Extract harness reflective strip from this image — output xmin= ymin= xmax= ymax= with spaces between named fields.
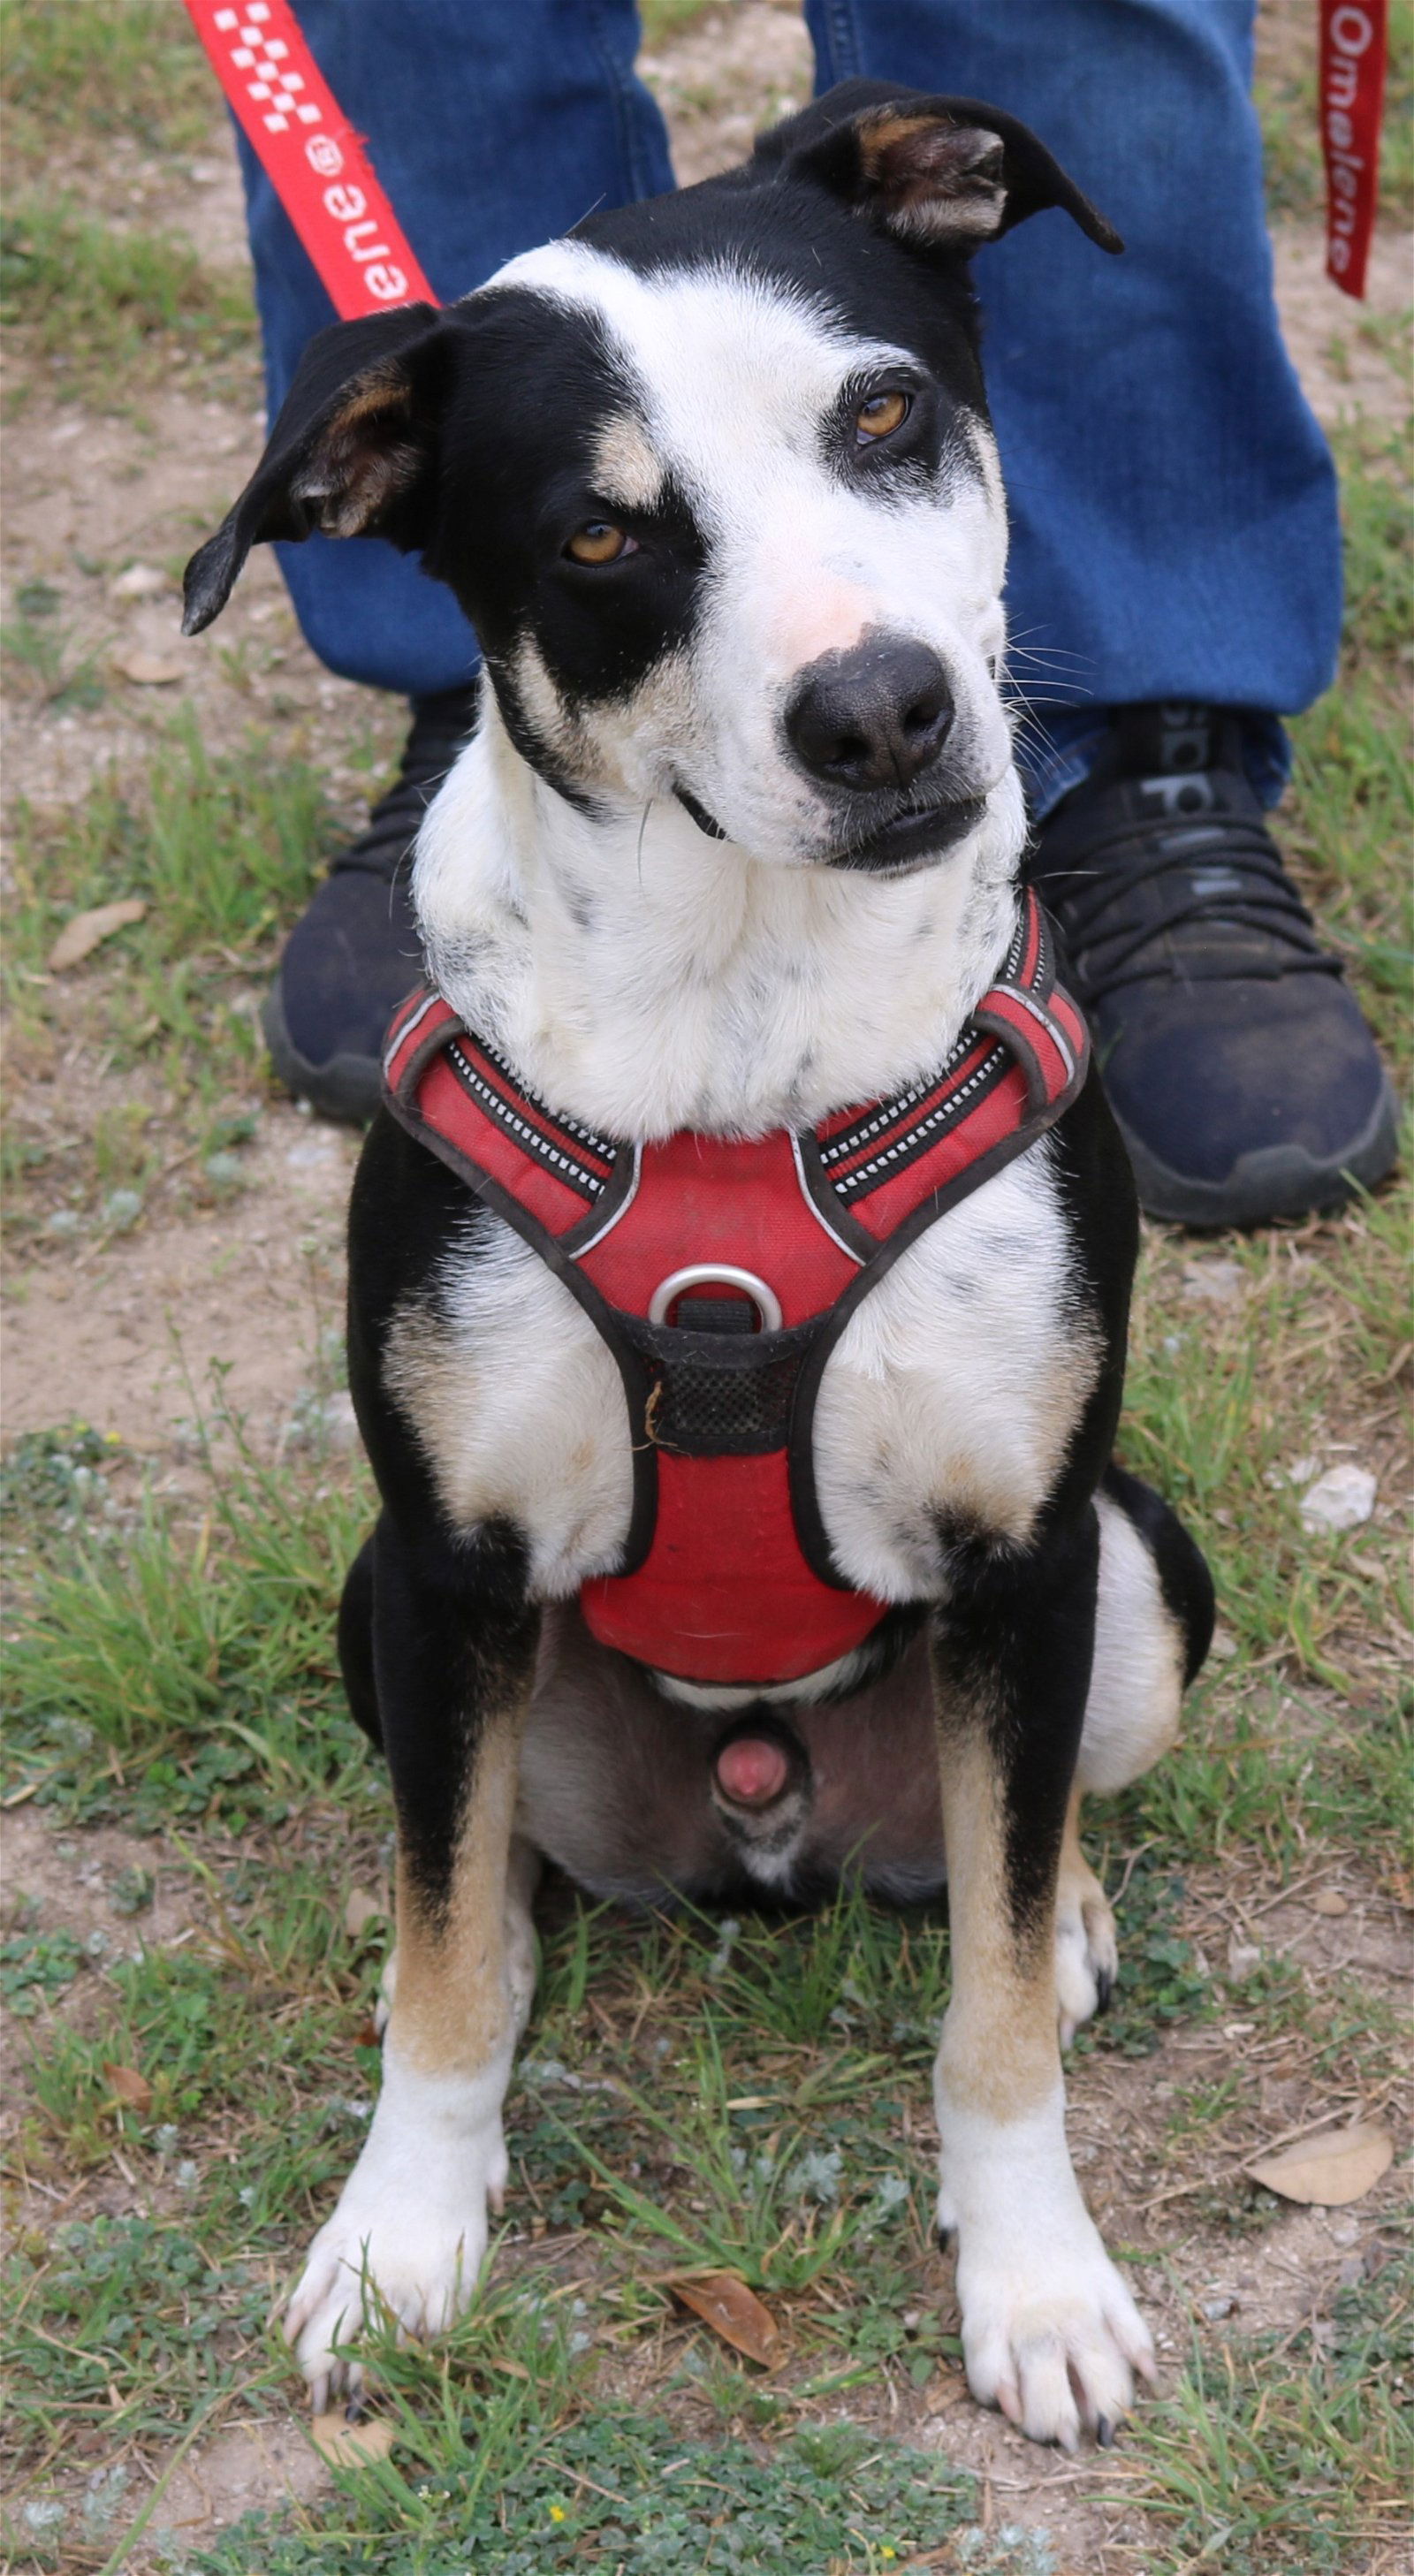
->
xmin=181 ymin=0 xmax=436 ymax=317
xmin=1320 ymin=0 xmax=1387 ymax=299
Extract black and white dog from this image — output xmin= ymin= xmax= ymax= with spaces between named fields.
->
xmin=186 ymin=83 xmax=1213 ymax=2450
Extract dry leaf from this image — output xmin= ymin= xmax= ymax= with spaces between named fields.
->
xmin=664 ymin=2270 xmax=781 ymax=2366
xmin=103 ymin=2062 xmax=153 ymax=2113
xmin=343 ymin=1888 xmax=386 ymax=1940
xmin=49 ymin=898 xmax=147 ymax=971
xmin=115 ymin=648 xmax=184 ymax=686
xmin=1247 ymin=2123 xmax=1393 ymax=2207
xmin=310 ymin=2411 xmax=397 ymax=2466
xmin=1310 ymin=1888 xmax=1349 ymax=1918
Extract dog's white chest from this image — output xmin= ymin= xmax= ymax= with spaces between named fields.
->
xmin=385 ymin=1141 xmax=1095 ymax=1607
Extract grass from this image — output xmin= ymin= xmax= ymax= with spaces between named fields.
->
xmin=2 ymin=718 xmax=339 ymax=1239
xmin=1256 ymin=0 xmax=1414 ymax=219
xmin=0 ymin=198 xmax=255 ymax=399
xmin=1 ymin=0 xmax=217 ymax=168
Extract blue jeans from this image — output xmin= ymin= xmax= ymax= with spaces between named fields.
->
xmin=234 ymin=0 xmax=1339 ymax=805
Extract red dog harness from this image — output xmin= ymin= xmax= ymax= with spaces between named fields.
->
xmin=384 ymin=889 xmax=1087 ymax=1690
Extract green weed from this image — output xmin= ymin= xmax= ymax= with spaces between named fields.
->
xmin=1 ymin=199 xmax=254 ymax=399
xmin=4 ymin=717 xmax=339 ymax=1228
xmin=1 ymin=0 xmax=214 ymax=162
xmin=2 ymin=1410 xmax=374 ymax=1825
xmin=1128 ymin=2245 xmax=1413 ymax=2573
xmin=182 ymin=2402 xmax=975 ymax=2575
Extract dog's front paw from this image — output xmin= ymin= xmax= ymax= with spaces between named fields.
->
xmin=950 ymin=2205 xmax=1154 ymax=2448
xmin=285 ymin=2045 xmax=511 ymax=2411
xmin=1053 ymin=1851 xmax=1118 ymax=2047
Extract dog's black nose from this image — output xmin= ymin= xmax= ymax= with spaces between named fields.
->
xmin=785 ymin=637 xmax=954 ymax=794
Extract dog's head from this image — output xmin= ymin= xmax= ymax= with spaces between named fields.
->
xmin=186 ymin=82 xmax=1118 ymax=877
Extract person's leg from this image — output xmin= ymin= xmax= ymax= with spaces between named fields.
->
xmin=802 ymin=0 xmax=1395 ymax=1224
xmin=229 ymin=0 xmax=673 ymax=1118
xmin=234 ymin=0 xmax=674 ymax=696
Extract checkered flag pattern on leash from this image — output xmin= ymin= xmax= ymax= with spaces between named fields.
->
xmin=182 ymin=0 xmax=436 ymax=317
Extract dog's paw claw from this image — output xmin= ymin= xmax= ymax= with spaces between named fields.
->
xmin=958 ymin=2232 xmax=1154 ymax=2449
xmin=1054 ymin=1865 xmax=1120 ymax=2044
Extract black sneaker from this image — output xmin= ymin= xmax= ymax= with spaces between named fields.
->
xmin=262 ymin=683 xmax=479 ymax=1122
xmin=1029 ymin=704 xmax=1398 ymax=1227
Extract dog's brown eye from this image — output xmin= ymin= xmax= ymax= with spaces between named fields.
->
xmin=566 ymin=521 xmax=630 ymax=565
xmin=855 ymin=391 xmax=910 ymax=442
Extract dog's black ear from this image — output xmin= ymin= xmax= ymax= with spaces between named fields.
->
xmin=757 ymin=80 xmax=1122 ymax=257
xmin=182 ymin=302 xmax=457 ymax=635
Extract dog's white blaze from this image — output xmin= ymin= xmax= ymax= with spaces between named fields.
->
xmin=477 ymin=240 xmax=1014 ymax=861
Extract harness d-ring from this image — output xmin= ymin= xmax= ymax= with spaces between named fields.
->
xmin=649 ymin=1263 xmax=783 ymax=1333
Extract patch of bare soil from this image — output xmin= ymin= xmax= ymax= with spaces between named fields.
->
xmin=2 ymin=1098 xmax=357 ymax=1448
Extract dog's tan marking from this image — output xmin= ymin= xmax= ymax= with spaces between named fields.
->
xmin=932 ymin=1721 xmax=1059 ymax=2126
xmin=590 ymin=413 xmax=666 ymax=512
xmin=391 ymin=1698 xmax=528 ymax=2078
xmin=856 ymin=111 xmax=1008 ymax=244
xmin=294 ymin=362 xmax=422 ymax=536
xmin=1057 ymin=1784 xmax=1106 ymax=1942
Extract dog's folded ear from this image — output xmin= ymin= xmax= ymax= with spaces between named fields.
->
xmin=757 ymin=80 xmax=1122 ymax=258
xmin=182 ymin=301 xmax=458 ymax=635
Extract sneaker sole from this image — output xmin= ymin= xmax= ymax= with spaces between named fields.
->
xmin=1116 ymin=1075 xmax=1401 ymax=1228
xmin=262 ymin=984 xmax=384 ymax=1126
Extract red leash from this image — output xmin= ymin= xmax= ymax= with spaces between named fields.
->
xmin=1319 ymin=0 xmax=1387 ymax=298
xmin=186 ymin=2 xmax=1387 ymax=315
xmin=180 ymin=0 xmax=435 ymax=317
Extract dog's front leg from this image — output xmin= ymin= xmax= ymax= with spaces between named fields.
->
xmin=931 ymin=1513 xmax=1155 ymax=2448
xmin=286 ymin=1515 xmax=540 ymax=2409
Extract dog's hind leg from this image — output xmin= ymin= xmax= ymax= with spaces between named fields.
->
xmin=285 ymin=1512 xmax=541 ymax=2411
xmin=338 ymin=1532 xmax=382 ymax=1751
xmin=931 ymin=1514 xmax=1155 ymax=2448
xmin=1057 ymin=1469 xmax=1215 ymax=2041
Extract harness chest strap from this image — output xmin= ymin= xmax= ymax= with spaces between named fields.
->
xmin=383 ymin=888 xmax=1089 ymax=1689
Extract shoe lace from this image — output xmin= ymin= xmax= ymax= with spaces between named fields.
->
xmin=1042 ymin=808 xmax=1342 ymax=1005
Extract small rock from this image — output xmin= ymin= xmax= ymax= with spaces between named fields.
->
xmin=1182 ymin=1258 xmax=1243 ymax=1304
xmin=1311 ymin=1888 xmax=1349 ymax=1917
xmin=1208 ymin=1625 xmax=1238 ymax=1660
xmin=317 ymin=1391 xmax=360 ymax=1449
xmin=1227 ymin=1934 xmax=1262 ymax=1981
xmin=1200 ymin=2294 xmax=1236 ymax=2321
xmin=1287 ymin=1455 xmax=1320 ymax=1486
xmin=1299 ymin=1464 xmax=1376 ymax=1532
xmin=110 ymin=562 xmax=166 ymax=600
xmin=114 ymin=648 xmax=185 ymax=686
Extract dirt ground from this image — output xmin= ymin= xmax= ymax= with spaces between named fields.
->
xmin=2 ymin=5 xmax=1410 ymax=2569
